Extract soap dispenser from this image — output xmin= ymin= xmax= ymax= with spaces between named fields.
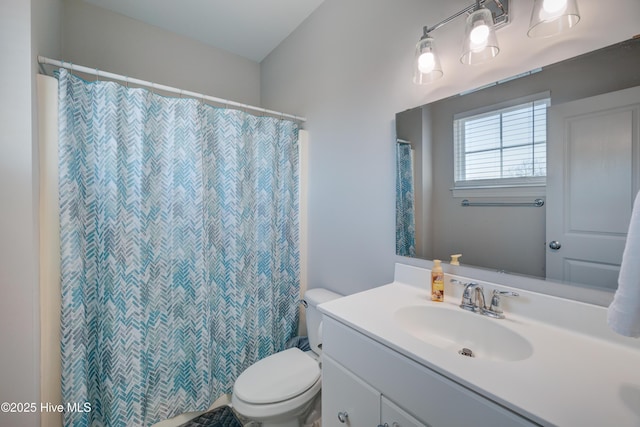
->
xmin=431 ymin=260 xmax=444 ymax=302
xmin=450 ymin=254 xmax=462 ymax=266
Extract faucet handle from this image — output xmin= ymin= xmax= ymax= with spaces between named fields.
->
xmin=494 ymin=290 xmax=519 ymax=297
xmin=485 ymin=290 xmax=519 ymax=319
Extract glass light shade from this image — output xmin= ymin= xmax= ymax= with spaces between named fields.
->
xmin=460 ymin=8 xmax=499 ymax=65
xmin=413 ymin=36 xmax=443 ymax=84
xmin=527 ymin=0 xmax=580 ymax=38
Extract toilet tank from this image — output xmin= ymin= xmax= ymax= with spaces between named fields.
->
xmin=303 ymin=288 xmax=342 ymax=355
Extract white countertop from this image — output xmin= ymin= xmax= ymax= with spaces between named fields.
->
xmin=318 ymin=264 xmax=640 ymax=427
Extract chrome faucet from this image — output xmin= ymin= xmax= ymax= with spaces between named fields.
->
xmin=455 ymin=281 xmax=484 ymax=312
xmin=451 ymin=279 xmax=518 ymax=319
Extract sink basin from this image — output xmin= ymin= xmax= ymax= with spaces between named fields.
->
xmin=394 ymin=305 xmax=533 ymax=362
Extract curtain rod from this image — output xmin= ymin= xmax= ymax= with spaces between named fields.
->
xmin=37 ymin=56 xmax=307 ymax=123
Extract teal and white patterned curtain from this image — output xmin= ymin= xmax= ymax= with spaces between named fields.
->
xmin=396 ymin=142 xmax=416 ymax=257
xmin=58 ymin=69 xmax=300 ymax=426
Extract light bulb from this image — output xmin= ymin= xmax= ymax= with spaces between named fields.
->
xmin=543 ymin=0 xmax=567 ymax=13
xmin=469 ymin=24 xmax=490 ymax=45
xmin=418 ymin=52 xmax=436 ymax=74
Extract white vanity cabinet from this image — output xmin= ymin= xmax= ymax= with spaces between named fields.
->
xmin=321 ymin=316 xmax=537 ymax=427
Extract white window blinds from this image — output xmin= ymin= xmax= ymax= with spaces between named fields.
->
xmin=454 ymin=96 xmax=550 ymax=188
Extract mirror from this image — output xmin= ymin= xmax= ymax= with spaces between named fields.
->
xmin=396 ymin=38 xmax=640 ymax=291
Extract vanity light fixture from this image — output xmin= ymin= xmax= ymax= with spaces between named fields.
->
xmin=527 ymin=0 xmax=581 ymax=38
xmin=413 ymin=0 xmax=580 ymax=84
xmin=413 ymin=0 xmax=509 ymax=84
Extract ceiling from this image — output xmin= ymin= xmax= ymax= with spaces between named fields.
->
xmin=82 ymin=0 xmax=326 ymax=62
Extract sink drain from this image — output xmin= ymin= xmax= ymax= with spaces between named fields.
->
xmin=458 ymin=347 xmax=475 ymax=358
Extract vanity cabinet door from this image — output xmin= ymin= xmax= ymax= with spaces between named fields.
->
xmin=381 ymin=396 xmax=428 ymax=427
xmin=322 ymin=355 xmax=380 ymax=427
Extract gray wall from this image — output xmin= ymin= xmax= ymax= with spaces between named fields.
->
xmin=1 ymin=0 xmax=62 ymax=425
xmin=421 ymin=105 xmax=435 ymax=260
xmin=0 ymin=2 xmax=39 ymax=425
xmin=61 ymin=0 xmax=261 ymax=106
xmin=261 ymin=0 xmax=640 ymax=296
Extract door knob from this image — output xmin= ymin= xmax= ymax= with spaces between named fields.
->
xmin=549 ymin=240 xmax=562 ymax=250
xmin=338 ymin=411 xmax=349 ymax=423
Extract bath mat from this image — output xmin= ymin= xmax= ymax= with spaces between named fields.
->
xmin=176 ymin=405 xmax=242 ymax=427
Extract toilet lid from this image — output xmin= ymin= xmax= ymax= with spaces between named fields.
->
xmin=233 ymin=348 xmax=320 ymax=404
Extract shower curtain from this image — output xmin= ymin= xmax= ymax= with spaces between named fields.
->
xmin=396 ymin=143 xmax=416 ymax=257
xmin=58 ymin=69 xmax=300 ymax=426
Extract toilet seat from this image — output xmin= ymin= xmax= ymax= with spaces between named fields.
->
xmin=233 ymin=348 xmax=320 ymax=404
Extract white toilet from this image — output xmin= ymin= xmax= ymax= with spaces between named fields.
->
xmin=231 ymin=288 xmax=341 ymax=427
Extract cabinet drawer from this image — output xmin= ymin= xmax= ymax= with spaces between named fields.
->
xmin=323 ymin=317 xmax=537 ymax=427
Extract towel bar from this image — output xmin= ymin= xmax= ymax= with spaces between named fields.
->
xmin=461 ymin=198 xmax=545 ymax=207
